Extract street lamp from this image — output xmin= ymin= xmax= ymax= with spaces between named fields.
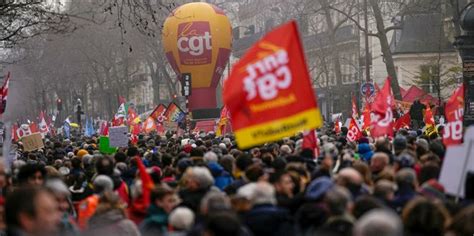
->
xmin=454 ymin=2 xmax=474 ymax=127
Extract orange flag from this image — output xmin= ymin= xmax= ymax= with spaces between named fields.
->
xmin=143 ymin=117 xmax=157 ymax=134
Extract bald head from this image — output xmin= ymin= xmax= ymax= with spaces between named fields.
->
xmin=371 ymin=152 xmax=390 ymax=173
xmin=337 ymin=167 xmax=363 ymax=186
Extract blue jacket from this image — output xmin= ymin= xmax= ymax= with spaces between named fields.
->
xmin=207 ymin=162 xmax=233 ymax=190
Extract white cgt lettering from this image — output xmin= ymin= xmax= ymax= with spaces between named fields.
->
xmin=244 ymin=50 xmax=292 ymax=101
xmin=177 ymin=32 xmax=212 ymax=56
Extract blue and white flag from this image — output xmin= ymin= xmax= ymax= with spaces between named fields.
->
xmin=63 ymin=118 xmax=71 ymax=138
xmin=85 ymin=117 xmax=95 ymax=137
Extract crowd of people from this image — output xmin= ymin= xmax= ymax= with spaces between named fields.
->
xmin=1 ymin=123 xmax=473 ymax=236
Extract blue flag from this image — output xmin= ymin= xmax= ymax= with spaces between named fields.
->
xmin=85 ymin=117 xmax=95 ymax=137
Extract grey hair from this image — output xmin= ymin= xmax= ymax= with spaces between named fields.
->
xmin=324 ymin=186 xmax=352 ymax=216
xmin=93 ymin=175 xmax=114 ymax=193
xmin=200 ymin=191 xmax=231 ymax=214
xmin=250 ymin=182 xmax=276 ymax=206
xmin=395 ymin=168 xmax=417 ymax=186
xmin=187 ymin=167 xmax=214 ymax=189
xmin=169 ymin=207 xmax=195 ymax=231
xmin=280 ymin=145 xmax=292 ymax=155
xmin=353 ymin=209 xmax=403 ymax=236
xmin=203 ymin=151 xmax=219 ymax=163
xmin=45 ymin=178 xmax=70 ymax=197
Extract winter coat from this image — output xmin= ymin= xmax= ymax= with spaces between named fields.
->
xmin=139 ymin=205 xmax=168 ymax=236
xmin=86 ymin=209 xmax=140 ymax=236
xmin=179 ymin=187 xmax=211 ymax=213
xmin=207 ymin=162 xmax=233 ymax=190
xmin=244 ymin=204 xmax=293 ymax=236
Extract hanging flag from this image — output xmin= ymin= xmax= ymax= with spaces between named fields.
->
xmin=370 ymin=77 xmax=395 ymax=138
xmin=150 ymin=104 xmax=167 ymax=123
xmin=38 ymin=111 xmax=49 ymax=137
xmin=223 ymin=21 xmax=323 ymax=149
xmin=302 ymin=130 xmax=320 ymax=158
xmin=143 ymin=117 xmax=157 ymax=134
xmin=164 ymin=103 xmax=185 ymax=123
xmin=443 ymin=84 xmax=464 ymax=146
xmin=394 ymin=113 xmax=411 ymax=130
xmin=0 ymin=72 xmax=11 ymax=116
xmin=352 ymin=96 xmax=359 ymax=119
xmin=347 ymin=118 xmax=362 ymax=142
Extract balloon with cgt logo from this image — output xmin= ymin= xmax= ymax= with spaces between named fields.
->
xmin=162 ymin=2 xmax=232 ymax=112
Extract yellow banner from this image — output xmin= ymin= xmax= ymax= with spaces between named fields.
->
xmin=235 ymin=108 xmax=322 ymax=149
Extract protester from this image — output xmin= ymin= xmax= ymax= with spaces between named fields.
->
xmin=140 ymin=185 xmax=178 ymax=235
xmin=5 ymin=187 xmax=62 ymax=236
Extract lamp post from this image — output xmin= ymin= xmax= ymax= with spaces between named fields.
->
xmin=454 ymin=3 xmax=474 ymax=127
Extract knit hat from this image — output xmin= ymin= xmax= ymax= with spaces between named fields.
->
xmin=77 ymin=149 xmax=88 ymax=159
xmin=305 ymin=176 xmax=334 ymax=200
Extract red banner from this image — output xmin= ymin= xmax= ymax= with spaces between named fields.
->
xmin=347 ymin=118 xmax=361 ymax=142
xmin=370 ymin=78 xmax=394 ymax=137
xmin=443 ymin=84 xmax=464 ymax=146
xmin=223 ymin=21 xmax=322 ymax=148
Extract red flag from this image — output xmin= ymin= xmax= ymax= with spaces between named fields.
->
xmin=100 ymin=121 xmax=109 ymax=136
xmin=303 ymin=130 xmax=319 ymax=158
xmin=347 ymin=118 xmax=362 ymax=142
xmin=224 ymin=21 xmax=323 ymax=148
xmin=363 ymin=103 xmax=371 ymax=130
xmin=424 ymin=104 xmax=435 ymax=126
xmin=352 ymin=96 xmax=359 ymax=119
xmin=370 ymin=77 xmax=395 ymax=137
xmin=29 ymin=122 xmax=39 ymax=133
xmin=134 ymin=156 xmax=154 ymax=208
xmin=0 ymin=72 xmax=10 ymax=116
xmin=112 ymin=116 xmax=124 ymax=126
xmin=394 ymin=113 xmax=411 ymax=130
xmin=443 ymin=84 xmax=464 ymax=146
xmin=16 ymin=124 xmax=32 ymax=139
